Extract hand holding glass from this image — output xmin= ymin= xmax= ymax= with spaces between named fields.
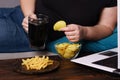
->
xmin=28 ymin=14 xmax=49 ymax=50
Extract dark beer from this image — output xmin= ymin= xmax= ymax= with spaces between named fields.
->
xmin=28 ymin=14 xmax=49 ymax=50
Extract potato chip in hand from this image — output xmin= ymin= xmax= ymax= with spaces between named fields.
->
xmin=53 ymin=20 xmax=66 ymax=31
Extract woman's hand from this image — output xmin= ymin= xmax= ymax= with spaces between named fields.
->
xmin=22 ymin=14 xmax=37 ymax=33
xmin=22 ymin=16 xmax=29 ymax=32
xmin=60 ymin=24 xmax=84 ymax=43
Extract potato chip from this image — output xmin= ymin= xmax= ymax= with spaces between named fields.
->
xmin=53 ymin=20 xmax=66 ymax=31
xmin=64 ymin=44 xmax=80 ymax=59
xmin=63 ymin=51 xmax=75 ymax=59
xmin=55 ymin=43 xmax=70 ymax=55
xmin=67 ymin=44 xmax=80 ymax=51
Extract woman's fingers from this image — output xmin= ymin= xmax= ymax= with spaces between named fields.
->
xmin=22 ymin=14 xmax=37 ymax=33
xmin=22 ymin=16 xmax=29 ymax=32
xmin=62 ymin=24 xmax=82 ymax=42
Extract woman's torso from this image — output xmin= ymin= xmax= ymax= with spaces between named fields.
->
xmin=35 ymin=0 xmax=117 ymax=41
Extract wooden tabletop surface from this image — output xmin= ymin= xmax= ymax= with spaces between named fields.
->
xmin=0 ymin=55 xmax=120 ymax=80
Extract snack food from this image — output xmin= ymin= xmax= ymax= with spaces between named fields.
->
xmin=53 ymin=20 xmax=66 ymax=31
xmin=55 ymin=43 xmax=81 ymax=59
xmin=21 ymin=56 xmax=54 ymax=70
xmin=55 ymin=43 xmax=70 ymax=56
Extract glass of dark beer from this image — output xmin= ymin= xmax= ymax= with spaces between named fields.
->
xmin=28 ymin=14 xmax=49 ymax=50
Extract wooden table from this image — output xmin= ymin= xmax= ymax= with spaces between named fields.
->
xmin=0 ymin=55 xmax=120 ymax=80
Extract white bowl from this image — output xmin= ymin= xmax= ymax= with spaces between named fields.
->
xmin=55 ymin=42 xmax=81 ymax=60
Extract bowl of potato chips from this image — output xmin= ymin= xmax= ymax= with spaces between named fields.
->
xmin=55 ymin=42 xmax=81 ymax=60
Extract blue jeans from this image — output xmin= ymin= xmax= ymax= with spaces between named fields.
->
xmin=0 ymin=6 xmax=32 ymax=53
xmin=46 ymin=27 xmax=117 ymax=54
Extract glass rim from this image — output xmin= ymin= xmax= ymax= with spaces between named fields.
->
xmin=28 ymin=14 xmax=49 ymax=23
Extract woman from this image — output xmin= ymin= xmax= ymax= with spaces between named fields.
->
xmin=20 ymin=0 xmax=117 ymax=54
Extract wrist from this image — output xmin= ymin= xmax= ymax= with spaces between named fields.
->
xmin=82 ymin=27 xmax=88 ymax=40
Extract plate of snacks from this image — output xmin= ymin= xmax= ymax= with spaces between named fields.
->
xmin=55 ymin=42 xmax=81 ymax=60
xmin=13 ymin=56 xmax=60 ymax=74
